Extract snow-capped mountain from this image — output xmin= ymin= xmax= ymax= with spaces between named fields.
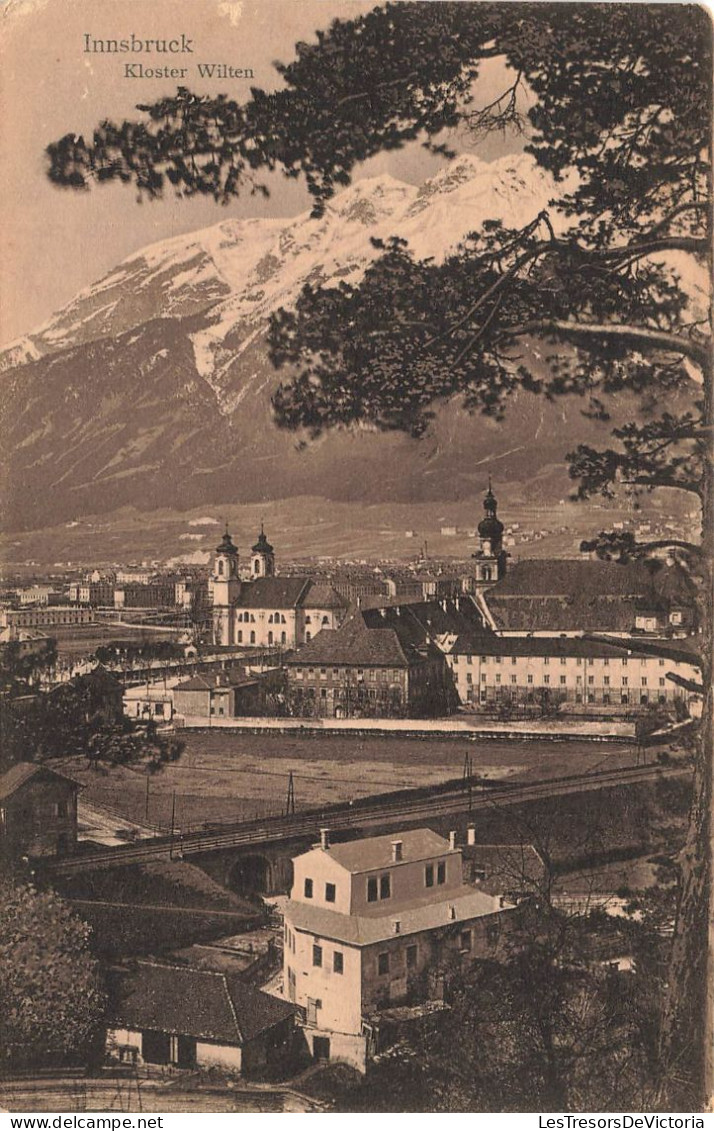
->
xmin=1 ymin=154 xmax=620 ymax=532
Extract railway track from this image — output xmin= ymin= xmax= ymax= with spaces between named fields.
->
xmin=44 ymin=762 xmax=688 ymax=877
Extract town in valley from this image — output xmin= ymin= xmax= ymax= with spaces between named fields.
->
xmin=0 ymin=483 xmax=703 ymax=1110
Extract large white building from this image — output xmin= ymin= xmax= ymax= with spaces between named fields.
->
xmin=446 ymin=635 xmax=702 ymax=712
xmin=283 ymin=827 xmax=517 ymax=1070
xmin=211 ymin=527 xmax=347 ymax=649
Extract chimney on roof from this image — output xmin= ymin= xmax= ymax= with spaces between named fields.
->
xmin=320 ymin=827 xmax=330 ymax=850
xmin=391 ymin=839 xmax=403 ymax=862
xmin=449 ymin=830 xmax=457 ymax=850
xmin=467 ymin=824 xmax=476 ymax=846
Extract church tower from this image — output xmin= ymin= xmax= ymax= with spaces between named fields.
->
xmin=211 ymin=528 xmax=240 ymax=645
xmin=472 ymin=479 xmax=507 ymax=586
xmin=250 ymin=523 xmax=275 ymax=578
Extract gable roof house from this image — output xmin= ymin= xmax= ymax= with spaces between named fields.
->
xmin=284 ymin=605 xmax=467 ymax=718
xmin=106 ymin=960 xmax=296 ymax=1076
xmin=0 ymin=762 xmax=80 ymax=861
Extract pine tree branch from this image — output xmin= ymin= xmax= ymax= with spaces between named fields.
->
xmin=501 ymin=320 xmax=710 ymax=370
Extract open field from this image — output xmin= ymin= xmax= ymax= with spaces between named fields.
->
xmin=56 ymin=731 xmax=644 ymax=832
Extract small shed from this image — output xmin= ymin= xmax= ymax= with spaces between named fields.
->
xmin=107 ymin=961 xmax=296 ymax=1077
xmin=0 ymin=761 xmax=80 ymax=860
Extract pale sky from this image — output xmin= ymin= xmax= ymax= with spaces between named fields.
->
xmin=0 ymin=0 xmax=522 ymax=344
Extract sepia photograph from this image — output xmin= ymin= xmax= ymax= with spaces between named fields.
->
xmin=0 ymin=0 xmax=711 ymax=1117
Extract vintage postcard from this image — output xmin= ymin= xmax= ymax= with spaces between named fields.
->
xmin=0 ymin=0 xmax=711 ymax=1117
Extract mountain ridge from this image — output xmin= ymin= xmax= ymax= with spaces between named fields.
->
xmin=1 ymin=153 xmax=629 ymax=533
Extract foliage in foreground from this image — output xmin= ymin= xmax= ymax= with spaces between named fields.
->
xmin=340 ymin=901 xmax=672 ymax=1113
xmin=0 ymin=880 xmax=106 ymax=1070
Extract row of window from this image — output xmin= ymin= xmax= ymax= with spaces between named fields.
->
xmin=470 ymin=655 xmax=671 ymax=667
xmin=297 ymin=686 xmax=400 ymax=702
xmin=294 ymin=667 xmax=403 ymax=681
xmin=474 ymin=673 xmax=667 ymax=687
xmin=236 ymin=630 xmax=287 ymax=644
xmin=308 ymin=926 xmax=499 ymax=978
xmin=301 ymin=864 xmax=446 ymax=906
xmin=3 ymin=611 xmax=92 ymax=625
xmin=473 ymin=689 xmax=669 ymax=705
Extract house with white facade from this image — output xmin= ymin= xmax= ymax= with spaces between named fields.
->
xmin=106 ymin=960 xmax=296 ymax=1076
xmin=283 ymin=827 xmax=518 ymax=1070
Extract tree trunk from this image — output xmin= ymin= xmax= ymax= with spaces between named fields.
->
xmin=658 ymin=343 xmax=713 ymax=1111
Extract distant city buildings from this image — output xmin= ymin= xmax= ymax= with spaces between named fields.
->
xmin=0 ymin=606 xmax=94 ymax=629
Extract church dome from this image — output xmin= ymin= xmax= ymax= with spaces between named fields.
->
xmin=477 ymin=484 xmax=504 ymax=540
xmin=215 ymin=530 xmax=238 ymax=555
xmin=252 ymin=526 xmax=274 ymax=555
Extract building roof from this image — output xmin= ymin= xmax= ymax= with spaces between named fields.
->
xmin=482 ymin=559 xmax=696 ymax=632
xmin=304 ymin=581 xmax=349 ymax=610
xmin=107 ymin=961 xmax=295 ymax=1045
xmin=461 ymin=843 xmax=547 ymax=895
xmin=286 ymin=885 xmax=508 ymax=946
xmin=251 ymin=527 xmax=274 ymax=555
xmin=215 ymin=531 xmax=238 ymax=556
xmin=287 ymin=600 xmax=482 ymax=669
xmin=317 ymin=828 xmax=457 ymax=874
xmin=286 ymin=613 xmax=410 ymax=667
xmin=361 ymin=598 xmax=485 ymax=645
xmin=174 ymin=672 xmax=258 ymax=692
xmin=0 ymin=761 xmax=80 ymax=802
xmin=235 ymin=577 xmax=311 ymax=610
xmin=482 ymin=595 xmax=642 ymax=633
xmin=487 ymin=560 xmax=653 ymax=598
xmin=582 ymin=634 xmax=701 ymax=668
xmin=448 ymin=634 xmax=681 ymax=660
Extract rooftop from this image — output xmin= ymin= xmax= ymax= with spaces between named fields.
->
xmin=235 ymin=576 xmax=311 ymax=610
xmin=319 ymin=828 xmax=457 ymax=873
xmin=483 ymin=559 xmax=696 ymax=633
xmin=0 ymin=761 xmax=80 ymax=803
xmin=286 ymin=614 xmax=410 ymax=667
xmin=174 ymin=672 xmax=258 ymax=692
xmin=107 ymin=961 xmax=295 ymax=1046
xmin=286 ymin=885 xmax=508 ymax=946
xmin=447 ymin=635 xmax=694 ymax=661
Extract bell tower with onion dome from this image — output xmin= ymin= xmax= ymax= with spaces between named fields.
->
xmin=251 ymin=523 xmax=275 ymax=578
xmin=211 ymin=527 xmax=240 ymax=645
xmin=472 ymin=478 xmax=507 ymax=587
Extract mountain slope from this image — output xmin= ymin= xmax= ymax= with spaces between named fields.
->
xmin=1 ymin=154 xmax=624 ymax=531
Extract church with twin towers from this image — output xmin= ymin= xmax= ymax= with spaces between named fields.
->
xmin=210 ymin=485 xmax=509 ymax=650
